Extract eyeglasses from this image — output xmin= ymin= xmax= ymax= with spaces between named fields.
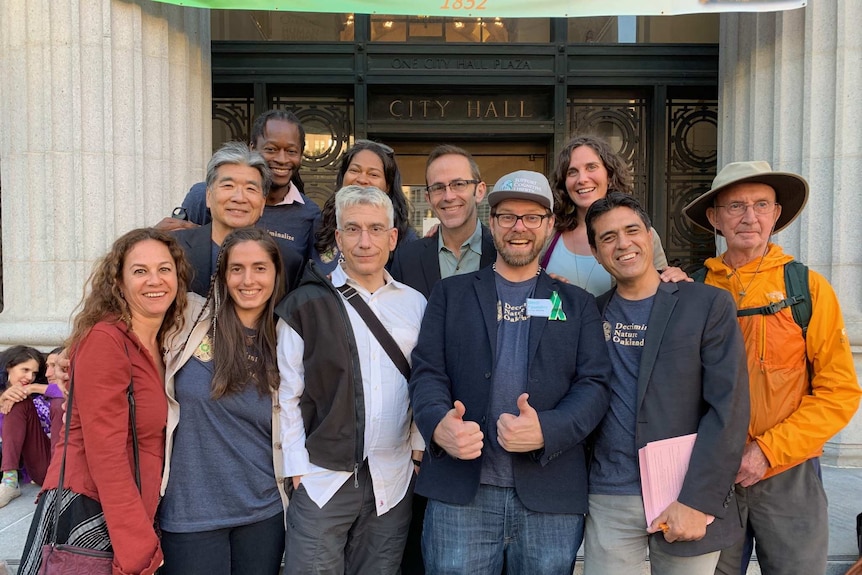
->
xmin=491 ymin=213 xmax=550 ymax=229
xmin=426 ymin=179 xmax=480 ymax=196
xmin=338 ymin=225 xmax=392 ymax=239
xmin=715 ymin=200 xmax=779 ymax=216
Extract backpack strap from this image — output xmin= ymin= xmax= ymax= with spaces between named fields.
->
xmin=690 ymin=266 xmax=707 ymax=283
xmin=692 ymin=260 xmax=811 ymax=338
xmin=783 ymin=260 xmax=811 ymax=338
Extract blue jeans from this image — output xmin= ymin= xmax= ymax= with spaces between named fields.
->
xmin=422 ymin=484 xmax=584 ymax=575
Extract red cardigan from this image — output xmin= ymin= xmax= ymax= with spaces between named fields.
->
xmin=43 ymin=320 xmax=166 ymax=575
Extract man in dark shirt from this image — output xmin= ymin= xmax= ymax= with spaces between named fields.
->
xmin=159 ymin=109 xmax=320 ymax=261
xmin=173 ymin=141 xmax=303 ymax=297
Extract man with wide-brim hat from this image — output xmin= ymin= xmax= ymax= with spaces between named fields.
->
xmin=683 ymin=161 xmax=860 ymax=575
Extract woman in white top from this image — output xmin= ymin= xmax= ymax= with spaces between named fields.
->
xmin=541 ymin=135 xmax=684 ymax=295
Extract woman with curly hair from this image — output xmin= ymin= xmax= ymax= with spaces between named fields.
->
xmin=159 ymin=227 xmax=287 ymax=575
xmin=540 ymin=135 xmax=684 ymax=295
xmin=19 ymin=227 xmax=191 ymax=575
xmin=314 ymin=139 xmax=417 ymax=273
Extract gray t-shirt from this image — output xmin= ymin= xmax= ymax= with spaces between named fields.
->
xmin=589 ymin=292 xmax=654 ymax=496
xmin=159 ymin=332 xmax=282 ymax=532
xmin=480 ymin=273 xmax=537 ymax=487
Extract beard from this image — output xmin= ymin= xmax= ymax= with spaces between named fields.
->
xmin=493 ymin=231 xmax=544 ymax=268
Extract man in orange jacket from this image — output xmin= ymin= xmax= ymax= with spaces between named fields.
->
xmin=684 ymin=161 xmax=861 ymax=575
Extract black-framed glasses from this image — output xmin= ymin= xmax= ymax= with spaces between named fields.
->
xmin=426 ymin=179 xmax=480 ymax=195
xmin=491 ymin=213 xmax=550 ymax=229
xmin=715 ymin=201 xmax=779 ymax=216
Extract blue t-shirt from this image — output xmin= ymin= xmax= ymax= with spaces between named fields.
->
xmin=182 ymin=182 xmax=321 ymax=260
xmin=159 ymin=333 xmax=282 ymax=532
xmin=589 ymin=292 xmax=654 ymax=496
xmin=480 ymin=273 xmax=537 ymax=487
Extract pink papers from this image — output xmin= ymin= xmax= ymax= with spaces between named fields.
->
xmin=638 ymin=433 xmax=715 ymax=527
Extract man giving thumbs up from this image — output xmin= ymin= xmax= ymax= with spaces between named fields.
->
xmin=409 ymin=170 xmax=612 ymax=574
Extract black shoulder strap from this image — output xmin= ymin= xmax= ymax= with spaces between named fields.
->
xmin=783 ymin=260 xmax=811 ymax=338
xmin=736 ymin=261 xmax=811 ymax=337
xmin=336 ymin=284 xmax=411 ymax=381
xmin=690 ymin=266 xmax=707 ymax=283
xmin=692 ymin=260 xmax=811 ymax=338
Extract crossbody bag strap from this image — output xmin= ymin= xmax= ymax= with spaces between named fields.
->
xmin=124 ymin=342 xmax=141 ymax=492
xmin=49 ymin=342 xmax=141 ymax=544
xmin=336 ymin=284 xmax=411 ymax=381
xmin=49 ymin=361 xmax=77 ymax=545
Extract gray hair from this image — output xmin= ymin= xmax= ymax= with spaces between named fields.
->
xmin=334 ymin=185 xmax=394 ymax=228
xmin=205 ymin=141 xmax=272 ymax=198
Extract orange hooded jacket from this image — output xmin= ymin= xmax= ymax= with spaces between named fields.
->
xmin=704 ymin=243 xmax=860 ymax=479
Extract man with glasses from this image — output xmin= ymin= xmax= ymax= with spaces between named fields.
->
xmin=390 ymin=144 xmax=497 ymax=574
xmin=158 ymin=109 xmax=321 ymax=261
xmin=276 ymin=185 xmax=426 ymax=575
xmin=409 ymin=170 xmax=611 ymax=573
xmin=391 ymin=145 xmax=496 ymax=298
xmin=683 ymin=161 xmax=860 ymax=575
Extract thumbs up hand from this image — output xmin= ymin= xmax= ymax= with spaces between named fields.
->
xmin=497 ymin=393 xmax=545 ymax=453
xmin=432 ymin=400 xmax=484 ymax=460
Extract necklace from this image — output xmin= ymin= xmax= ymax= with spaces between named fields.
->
xmin=722 ymin=254 xmax=765 ymax=298
xmin=492 ymin=262 xmax=542 ymax=277
xmin=574 ymin=255 xmax=599 ymax=290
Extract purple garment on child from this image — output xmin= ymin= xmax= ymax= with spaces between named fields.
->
xmin=32 ymin=395 xmax=52 ymax=436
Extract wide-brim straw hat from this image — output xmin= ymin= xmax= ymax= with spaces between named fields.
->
xmin=683 ymin=161 xmax=809 ymax=234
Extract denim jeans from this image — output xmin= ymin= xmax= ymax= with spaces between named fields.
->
xmin=422 ymin=484 xmax=584 ymax=575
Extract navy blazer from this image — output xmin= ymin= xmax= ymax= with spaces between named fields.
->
xmin=596 ymin=281 xmax=750 ymax=557
xmin=389 ymin=224 xmax=496 ymax=299
xmin=174 ymin=224 xmax=305 ymax=297
xmin=409 ymin=267 xmax=611 ymax=514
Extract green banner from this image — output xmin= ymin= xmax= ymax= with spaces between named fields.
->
xmin=153 ymin=0 xmax=806 ymax=17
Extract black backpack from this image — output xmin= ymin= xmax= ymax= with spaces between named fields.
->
xmin=691 ymin=260 xmax=811 ymax=337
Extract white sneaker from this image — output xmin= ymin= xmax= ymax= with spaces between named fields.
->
xmin=0 ymin=483 xmax=21 ymax=508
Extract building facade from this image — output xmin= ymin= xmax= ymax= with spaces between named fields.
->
xmin=0 ymin=1 xmax=859 ymax=465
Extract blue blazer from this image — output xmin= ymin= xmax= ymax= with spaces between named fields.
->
xmin=409 ymin=266 xmax=612 ymax=514
xmin=390 ymin=225 xmax=496 ymax=299
xmin=596 ymin=281 xmax=750 ymax=556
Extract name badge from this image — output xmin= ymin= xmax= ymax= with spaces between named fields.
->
xmin=526 ymin=298 xmax=553 ymax=317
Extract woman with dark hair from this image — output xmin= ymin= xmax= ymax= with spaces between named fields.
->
xmin=159 ymin=227 xmax=287 ymax=575
xmin=540 ymin=135 xmax=684 ymax=295
xmin=0 ymin=346 xmax=49 ymax=507
xmin=18 ymin=227 xmax=191 ymax=575
xmin=314 ymin=139 xmax=417 ymax=273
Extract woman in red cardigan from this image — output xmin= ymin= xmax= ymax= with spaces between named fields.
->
xmin=18 ymin=227 xmax=191 ymax=575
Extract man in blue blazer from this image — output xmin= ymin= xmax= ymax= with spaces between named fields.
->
xmin=583 ymin=192 xmax=749 ymax=574
xmin=173 ymin=141 xmax=304 ymax=297
xmin=410 ymin=170 xmax=611 ymax=574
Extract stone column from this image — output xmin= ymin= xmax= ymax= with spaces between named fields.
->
xmin=719 ymin=0 xmax=862 ymax=465
xmin=0 ymin=0 xmax=211 ymax=347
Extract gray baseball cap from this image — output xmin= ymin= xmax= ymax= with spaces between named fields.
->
xmin=488 ymin=170 xmax=554 ymax=211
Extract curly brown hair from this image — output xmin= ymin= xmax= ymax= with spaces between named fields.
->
xmin=67 ymin=228 xmax=191 ymax=352
xmin=550 ymin=135 xmax=633 ymax=233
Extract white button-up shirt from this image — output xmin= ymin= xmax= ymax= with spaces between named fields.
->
xmin=277 ymin=265 xmax=426 ymax=515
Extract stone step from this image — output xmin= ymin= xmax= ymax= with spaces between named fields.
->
xmin=3 ymin=466 xmax=861 ymax=573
